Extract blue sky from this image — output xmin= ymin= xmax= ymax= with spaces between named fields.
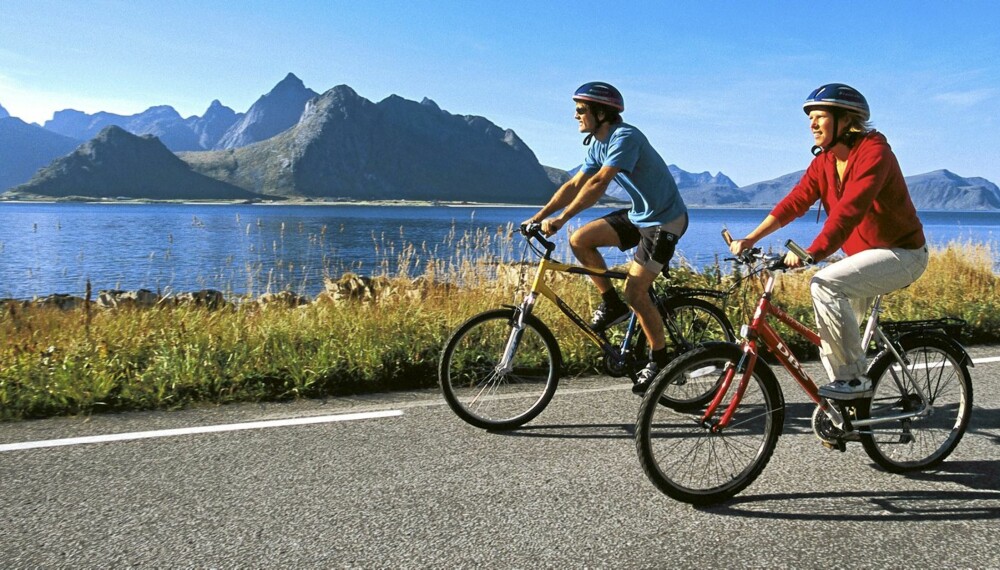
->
xmin=2 ymin=0 xmax=999 ymax=186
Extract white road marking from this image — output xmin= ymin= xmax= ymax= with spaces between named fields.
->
xmin=0 ymin=410 xmax=403 ymax=452
xmin=974 ymin=356 xmax=1000 ymax=364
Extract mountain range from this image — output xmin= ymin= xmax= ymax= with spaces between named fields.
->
xmin=1 ymin=74 xmax=998 ymax=210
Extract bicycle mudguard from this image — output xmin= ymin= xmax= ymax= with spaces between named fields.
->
xmin=884 ymin=330 xmax=975 ymax=369
xmin=663 ymin=287 xmax=728 ymax=300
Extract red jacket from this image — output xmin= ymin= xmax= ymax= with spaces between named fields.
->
xmin=770 ymin=131 xmax=925 ymax=261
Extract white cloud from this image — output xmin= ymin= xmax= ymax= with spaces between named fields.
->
xmin=932 ymin=88 xmax=998 ymax=108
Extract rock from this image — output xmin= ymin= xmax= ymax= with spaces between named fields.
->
xmin=32 ymin=294 xmax=85 ymax=310
xmin=173 ymin=289 xmax=227 ymax=309
xmin=258 ymin=291 xmax=310 ymax=307
xmin=321 ymin=273 xmax=377 ymax=303
xmin=97 ymin=289 xmax=160 ymax=309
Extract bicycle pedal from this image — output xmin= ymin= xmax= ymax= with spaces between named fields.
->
xmin=820 ymin=440 xmax=847 ymax=452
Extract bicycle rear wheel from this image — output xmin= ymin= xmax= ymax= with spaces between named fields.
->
xmin=439 ymin=308 xmax=561 ymax=430
xmin=635 ymin=343 xmax=784 ymax=506
xmin=634 ymin=297 xmax=735 ymax=408
xmin=858 ymin=335 xmax=973 ymax=472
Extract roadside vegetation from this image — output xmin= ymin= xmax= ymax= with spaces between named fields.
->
xmin=1 ymin=226 xmax=997 ymax=421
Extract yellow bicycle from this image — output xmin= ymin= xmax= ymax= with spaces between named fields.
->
xmin=439 ymin=222 xmax=735 ymax=430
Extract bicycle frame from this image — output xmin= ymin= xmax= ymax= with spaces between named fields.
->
xmin=704 ymin=265 xmax=933 ymax=432
xmin=519 ymin=256 xmax=630 ymax=351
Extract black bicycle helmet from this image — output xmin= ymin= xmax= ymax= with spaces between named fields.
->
xmin=573 ymin=82 xmax=624 ymax=112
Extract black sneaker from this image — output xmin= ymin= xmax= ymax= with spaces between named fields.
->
xmin=590 ymin=301 xmax=629 ymax=332
xmin=632 ymin=360 xmax=660 ymax=394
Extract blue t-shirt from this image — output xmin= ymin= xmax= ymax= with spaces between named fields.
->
xmin=582 ymin=123 xmax=686 ymax=227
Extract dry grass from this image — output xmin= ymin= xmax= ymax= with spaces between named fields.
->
xmin=1 ymin=231 xmax=996 ymax=421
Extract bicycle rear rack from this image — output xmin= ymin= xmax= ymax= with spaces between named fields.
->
xmin=881 ymin=316 xmax=967 ymax=340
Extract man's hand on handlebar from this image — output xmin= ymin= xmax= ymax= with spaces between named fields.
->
xmin=539 ymin=218 xmax=564 ymax=237
xmin=520 ymin=217 xmax=563 ymax=236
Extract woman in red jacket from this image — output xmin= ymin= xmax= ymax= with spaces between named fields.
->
xmin=729 ymin=83 xmax=929 ymax=399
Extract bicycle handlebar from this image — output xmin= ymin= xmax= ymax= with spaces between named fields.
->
xmin=519 ymin=222 xmax=556 ymax=253
xmin=720 ymin=228 xmax=813 ymax=271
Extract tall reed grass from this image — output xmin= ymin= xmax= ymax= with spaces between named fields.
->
xmin=1 ymin=226 xmax=997 ymax=421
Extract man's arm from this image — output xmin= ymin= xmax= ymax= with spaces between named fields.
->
xmin=542 ymin=166 xmax=619 ymax=235
xmin=525 ymin=169 xmax=593 ymax=226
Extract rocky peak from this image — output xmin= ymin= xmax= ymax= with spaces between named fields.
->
xmin=11 ymin=125 xmax=261 ymax=200
xmin=213 ymin=73 xmax=319 ymax=149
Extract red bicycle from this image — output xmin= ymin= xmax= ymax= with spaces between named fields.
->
xmin=634 ymin=231 xmax=974 ymax=505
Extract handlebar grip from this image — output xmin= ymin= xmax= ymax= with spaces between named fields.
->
xmin=785 ymin=239 xmax=814 ymax=264
xmin=721 ymin=228 xmax=733 ymax=246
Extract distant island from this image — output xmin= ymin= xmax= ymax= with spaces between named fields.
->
xmin=2 ymin=73 xmax=999 ymax=210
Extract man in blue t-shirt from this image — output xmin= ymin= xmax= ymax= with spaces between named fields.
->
xmin=524 ymin=82 xmax=688 ymax=393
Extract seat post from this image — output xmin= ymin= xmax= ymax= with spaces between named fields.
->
xmin=861 ymin=295 xmax=884 ymax=349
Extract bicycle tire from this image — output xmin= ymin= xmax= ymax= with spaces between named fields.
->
xmin=635 ymin=343 xmax=784 ymax=506
xmin=439 ymin=308 xmax=561 ymax=430
xmin=636 ymin=297 xmax=736 ymax=409
xmin=857 ymin=334 xmax=973 ymax=472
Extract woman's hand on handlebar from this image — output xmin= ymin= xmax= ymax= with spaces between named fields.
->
xmin=728 ymin=238 xmax=755 ymax=256
xmin=783 ymin=251 xmax=805 ymax=268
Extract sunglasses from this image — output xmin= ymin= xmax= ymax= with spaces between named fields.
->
xmin=574 ymin=106 xmax=589 ymax=116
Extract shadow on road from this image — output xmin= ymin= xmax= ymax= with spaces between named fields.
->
xmin=492 ymin=423 xmax=635 ymax=440
xmin=894 ymin=459 xmax=1000 ymax=491
xmin=703 ymin=486 xmax=1000 ymax=521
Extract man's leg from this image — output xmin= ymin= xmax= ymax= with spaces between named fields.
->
xmin=569 ymin=217 xmax=622 ymax=294
xmin=570 ymin=211 xmax=638 ymax=332
xmin=624 ymin=263 xmax=663 ymax=350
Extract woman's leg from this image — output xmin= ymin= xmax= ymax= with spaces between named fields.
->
xmin=811 ymin=246 xmax=929 ymax=383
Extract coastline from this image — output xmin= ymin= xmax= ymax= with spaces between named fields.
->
xmin=2 ymin=195 xmax=996 ymax=212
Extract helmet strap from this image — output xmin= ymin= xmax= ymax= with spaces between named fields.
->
xmin=811 ymin=113 xmax=840 ymax=156
xmin=582 ymin=108 xmax=608 ymax=146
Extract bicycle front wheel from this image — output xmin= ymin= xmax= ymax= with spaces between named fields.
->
xmin=439 ymin=308 xmax=561 ymax=430
xmin=858 ymin=335 xmax=973 ymax=472
xmin=635 ymin=343 xmax=784 ymax=506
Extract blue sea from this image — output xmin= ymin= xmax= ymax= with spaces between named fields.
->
xmin=0 ymin=202 xmax=998 ymax=299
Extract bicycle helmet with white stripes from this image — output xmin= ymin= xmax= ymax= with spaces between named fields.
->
xmin=573 ymin=82 xmax=624 ymax=112
xmin=803 ymin=83 xmax=870 ymax=121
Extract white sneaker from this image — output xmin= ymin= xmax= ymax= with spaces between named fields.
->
xmin=818 ymin=376 xmax=872 ymax=400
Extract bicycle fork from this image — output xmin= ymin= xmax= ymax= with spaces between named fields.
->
xmin=497 ymin=294 xmax=538 ymax=373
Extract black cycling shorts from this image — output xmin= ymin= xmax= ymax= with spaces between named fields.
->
xmin=601 ymin=208 xmax=687 ymax=277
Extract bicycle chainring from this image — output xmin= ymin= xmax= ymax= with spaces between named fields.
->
xmin=811 ymin=405 xmax=846 ymax=445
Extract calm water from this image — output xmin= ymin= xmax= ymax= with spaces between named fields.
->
xmin=0 ymin=202 xmax=998 ymax=299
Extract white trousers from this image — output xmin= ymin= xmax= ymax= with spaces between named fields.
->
xmin=810 ymin=245 xmax=929 ymax=381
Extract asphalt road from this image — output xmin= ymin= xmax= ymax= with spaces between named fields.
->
xmin=1 ymin=345 xmax=998 ymax=568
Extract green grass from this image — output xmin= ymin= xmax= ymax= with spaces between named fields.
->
xmin=2 ymin=232 xmax=998 ymax=421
